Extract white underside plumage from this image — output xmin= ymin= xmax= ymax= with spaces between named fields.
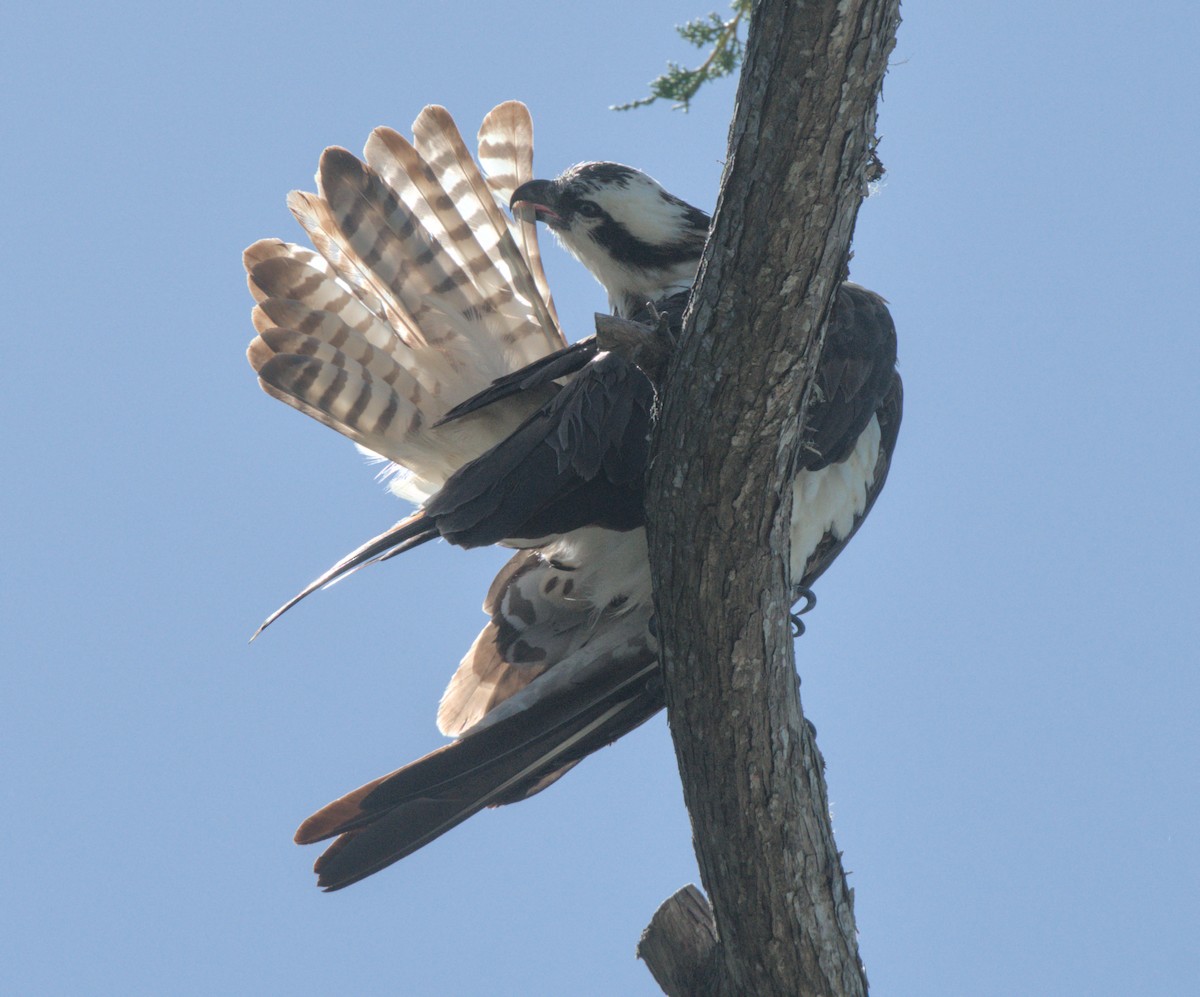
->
xmin=442 ymin=422 xmax=884 ymax=742
xmin=537 ymin=527 xmax=651 ymax=615
xmin=790 ymin=413 xmax=882 ymax=579
xmin=567 ymin=247 xmax=696 ymax=318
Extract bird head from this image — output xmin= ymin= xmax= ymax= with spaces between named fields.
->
xmin=510 ymin=163 xmax=710 ymax=317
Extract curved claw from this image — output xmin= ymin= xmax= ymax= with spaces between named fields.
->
xmin=789 ymin=587 xmax=817 ymax=638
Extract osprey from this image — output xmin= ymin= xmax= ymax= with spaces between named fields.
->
xmin=246 ymin=105 xmax=901 ymax=890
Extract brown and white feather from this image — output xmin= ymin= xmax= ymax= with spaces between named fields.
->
xmin=246 ymin=102 xmax=562 ymax=502
xmin=476 ymin=102 xmax=559 ymax=331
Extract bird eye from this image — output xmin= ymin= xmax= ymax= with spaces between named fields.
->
xmin=576 ymin=201 xmax=603 ymax=219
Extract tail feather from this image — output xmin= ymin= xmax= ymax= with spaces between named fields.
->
xmin=244 ymin=238 xmax=335 ymax=295
xmin=316 ymin=149 xmax=493 ymax=351
xmin=245 ymin=242 xmax=440 ymax=400
xmin=245 ymin=104 xmax=567 ymax=503
xmin=246 ymin=235 xmax=397 ymax=338
xmin=246 ymin=256 xmax=549 ymax=502
xmin=251 ymin=510 xmax=437 ymax=639
xmin=364 ymin=121 xmax=558 ymax=367
xmin=282 ymin=190 xmax=439 ymax=377
xmin=253 ymin=323 xmax=423 ymax=404
xmin=250 ymin=349 xmax=417 ymax=474
xmin=245 ymin=241 xmax=389 ymax=333
xmin=411 ymin=105 xmax=561 ymax=356
xmin=477 ymin=101 xmax=559 ymax=334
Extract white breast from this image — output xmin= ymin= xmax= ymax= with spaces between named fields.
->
xmin=789 ymin=414 xmax=882 ymax=580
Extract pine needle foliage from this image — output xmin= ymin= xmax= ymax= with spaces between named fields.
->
xmin=614 ymin=1 xmax=752 ymax=112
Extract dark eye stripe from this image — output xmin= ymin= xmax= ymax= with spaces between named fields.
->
xmin=590 ymin=217 xmax=707 ymax=269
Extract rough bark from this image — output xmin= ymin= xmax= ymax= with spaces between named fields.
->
xmin=637 ymin=886 xmax=720 ymax=996
xmin=643 ymin=1 xmax=900 ymax=995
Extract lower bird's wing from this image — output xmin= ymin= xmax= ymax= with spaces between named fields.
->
xmin=295 ymin=607 xmax=659 ymax=891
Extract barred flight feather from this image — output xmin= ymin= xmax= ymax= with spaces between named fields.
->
xmin=364 ymin=124 xmax=556 ymax=367
xmin=246 ymin=103 xmax=562 ymax=501
xmin=477 ymin=102 xmax=557 ymax=328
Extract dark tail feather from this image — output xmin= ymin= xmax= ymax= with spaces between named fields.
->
xmin=295 ymin=645 xmax=661 ymax=891
xmin=251 ymin=510 xmax=437 ymax=639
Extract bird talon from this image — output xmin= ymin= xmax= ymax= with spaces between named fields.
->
xmin=793 ymin=587 xmax=817 ymax=616
xmin=790 ymin=587 xmax=817 ymax=636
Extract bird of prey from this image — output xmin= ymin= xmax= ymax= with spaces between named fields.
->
xmin=246 ymin=105 xmax=901 ymax=890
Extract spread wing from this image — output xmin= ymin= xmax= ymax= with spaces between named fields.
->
xmin=246 ymin=102 xmax=563 ymax=505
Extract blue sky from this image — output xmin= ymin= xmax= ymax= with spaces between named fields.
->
xmin=3 ymin=2 xmax=1198 ymax=994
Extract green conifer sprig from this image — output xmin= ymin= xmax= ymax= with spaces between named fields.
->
xmin=614 ymin=1 xmax=752 ymax=112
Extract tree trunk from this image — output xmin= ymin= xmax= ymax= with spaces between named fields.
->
xmin=642 ymin=0 xmax=900 ymax=994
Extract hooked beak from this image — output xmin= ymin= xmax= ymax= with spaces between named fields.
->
xmin=510 ymin=179 xmax=564 ymax=228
